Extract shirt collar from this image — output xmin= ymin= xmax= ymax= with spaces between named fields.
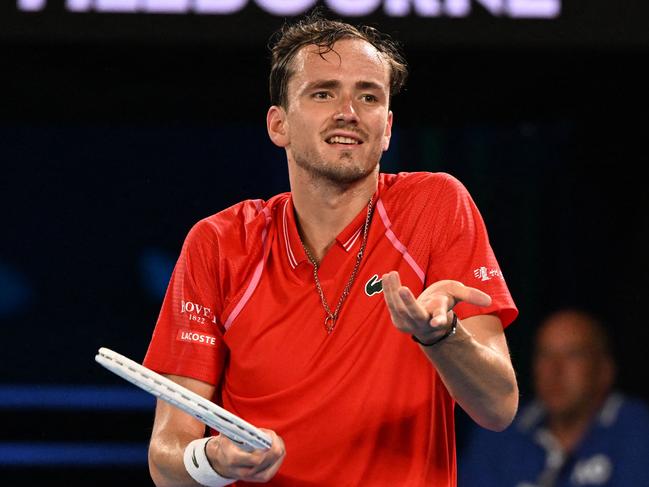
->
xmin=281 ymin=192 xmax=377 ymax=271
xmin=281 ymin=196 xmax=305 ymax=269
xmin=516 ymin=392 xmax=624 ymax=435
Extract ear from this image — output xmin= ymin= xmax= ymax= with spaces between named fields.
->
xmin=382 ymin=110 xmax=393 ymax=152
xmin=267 ymin=105 xmax=289 ymax=147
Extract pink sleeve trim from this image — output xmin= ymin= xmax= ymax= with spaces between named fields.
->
xmin=223 ymin=205 xmax=271 ymax=330
xmin=376 ymin=199 xmax=425 ymax=284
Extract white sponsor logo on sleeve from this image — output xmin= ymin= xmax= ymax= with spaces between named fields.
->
xmin=180 ymin=300 xmax=218 ymax=325
xmin=176 ymin=330 xmax=217 ymax=346
xmin=473 ymin=266 xmax=504 ymax=281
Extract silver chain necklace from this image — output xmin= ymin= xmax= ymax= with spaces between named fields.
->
xmin=300 ymin=198 xmax=374 ymax=334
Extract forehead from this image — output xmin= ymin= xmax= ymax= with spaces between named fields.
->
xmin=536 ymin=318 xmax=598 ymax=353
xmin=289 ymin=38 xmax=390 ymax=89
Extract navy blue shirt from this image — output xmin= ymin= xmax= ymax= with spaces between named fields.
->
xmin=459 ymin=393 xmax=649 ymax=486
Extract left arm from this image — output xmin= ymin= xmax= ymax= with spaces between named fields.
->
xmin=382 ymin=271 xmax=518 ymax=431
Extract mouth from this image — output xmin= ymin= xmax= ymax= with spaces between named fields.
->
xmin=325 ymin=135 xmax=363 ymax=146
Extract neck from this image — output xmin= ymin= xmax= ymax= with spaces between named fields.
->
xmin=289 ymin=165 xmax=378 ymax=263
xmin=548 ymin=413 xmax=592 ymax=453
xmin=547 ymin=393 xmax=607 ymax=453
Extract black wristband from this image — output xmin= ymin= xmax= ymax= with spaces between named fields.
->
xmin=411 ymin=312 xmax=458 ymax=347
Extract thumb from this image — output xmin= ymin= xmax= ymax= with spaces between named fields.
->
xmin=461 ymin=287 xmax=492 ymax=307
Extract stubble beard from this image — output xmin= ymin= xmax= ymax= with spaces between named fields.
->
xmin=294 ymin=145 xmax=382 ymax=187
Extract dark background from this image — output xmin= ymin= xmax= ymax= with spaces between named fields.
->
xmin=2 ymin=1 xmax=649 ymax=484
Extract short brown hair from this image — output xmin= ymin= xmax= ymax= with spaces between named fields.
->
xmin=268 ymin=13 xmax=408 ymax=108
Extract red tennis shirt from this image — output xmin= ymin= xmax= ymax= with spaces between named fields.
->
xmin=144 ymin=172 xmax=518 ymax=486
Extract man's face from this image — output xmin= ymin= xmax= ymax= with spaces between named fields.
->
xmin=279 ymin=38 xmax=393 ymax=186
xmin=533 ymin=315 xmax=612 ymax=420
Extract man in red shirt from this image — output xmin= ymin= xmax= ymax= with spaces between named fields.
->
xmin=144 ymin=14 xmax=519 ymax=487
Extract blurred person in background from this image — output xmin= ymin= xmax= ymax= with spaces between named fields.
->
xmin=459 ymin=308 xmax=649 ymax=486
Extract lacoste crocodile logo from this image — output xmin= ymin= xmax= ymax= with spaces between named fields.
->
xmin=365 ymin=274 xmax=383 ymax=296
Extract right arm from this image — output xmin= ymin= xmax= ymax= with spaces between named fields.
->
xmin=148 ymin=374 xmax=286 ymax=486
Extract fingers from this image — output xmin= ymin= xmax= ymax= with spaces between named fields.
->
xmin=441 ymin=281 xmax=492 ymax=308
xmin=397 ymin=286 xmax=430 ymax=322
xmin=243 ymin=430 xmax=285 ymax=482
xmin=382 ymin=272 xmax=493 ymax=330
xmin=424 ymin=293 xmax=453 ymax=326
xmin=381 ymin=271 xmax=403 ymax=323
xmin=418 ymin=279 xmax=492 ymax=311
xmin=382 ymin=271 xmax=429 ymax=328
xmin=206 ymin=431 xmax=286 ymax=483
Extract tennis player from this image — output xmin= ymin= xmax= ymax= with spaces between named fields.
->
xmin=143 ymin=14 xmax=519 ymax=487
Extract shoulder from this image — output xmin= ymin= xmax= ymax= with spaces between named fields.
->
xmin=380 ymin=171 xmax=471 ymax=209
xmin=381 ymin=171 xmax=465 ymax=194
xmin=378 ymin=171 xmax=477 ymax=230
xmin=184 ymin=194 xmax=287 ymax=252
xmin=604 ymin=393 xmax=649 ymax=429
xmin=195 ymin=198 xmax=266 ymax=233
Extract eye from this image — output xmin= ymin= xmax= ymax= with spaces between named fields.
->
xmin=312 ymin=91 xmax=331 ymax=100
xmin=361 ymin=94 xmax=378 ymax=103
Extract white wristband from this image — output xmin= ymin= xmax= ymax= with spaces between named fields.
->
xmin=183 ymin=437 xmax=236 ymax=487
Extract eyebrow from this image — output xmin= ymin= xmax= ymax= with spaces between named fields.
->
xmin=355 ymin=81 xmax=384 ymax=91
xmin=303 ymin=79 xmax=385 ymax=93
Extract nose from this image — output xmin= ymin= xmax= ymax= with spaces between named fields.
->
xmin=333 ymin=96 xmax=359 ymax=124
xmin=535 ymin=354 xmax=565 ymax=378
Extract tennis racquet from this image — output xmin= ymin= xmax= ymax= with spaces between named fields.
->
xmin=95 ymin=347 xmax=272 ymax=452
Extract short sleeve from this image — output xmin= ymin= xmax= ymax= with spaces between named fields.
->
xmin=143 ymin=219 xmax=228 ymax=385
xmin=428 ymin=174 xmax=518 ymax=327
